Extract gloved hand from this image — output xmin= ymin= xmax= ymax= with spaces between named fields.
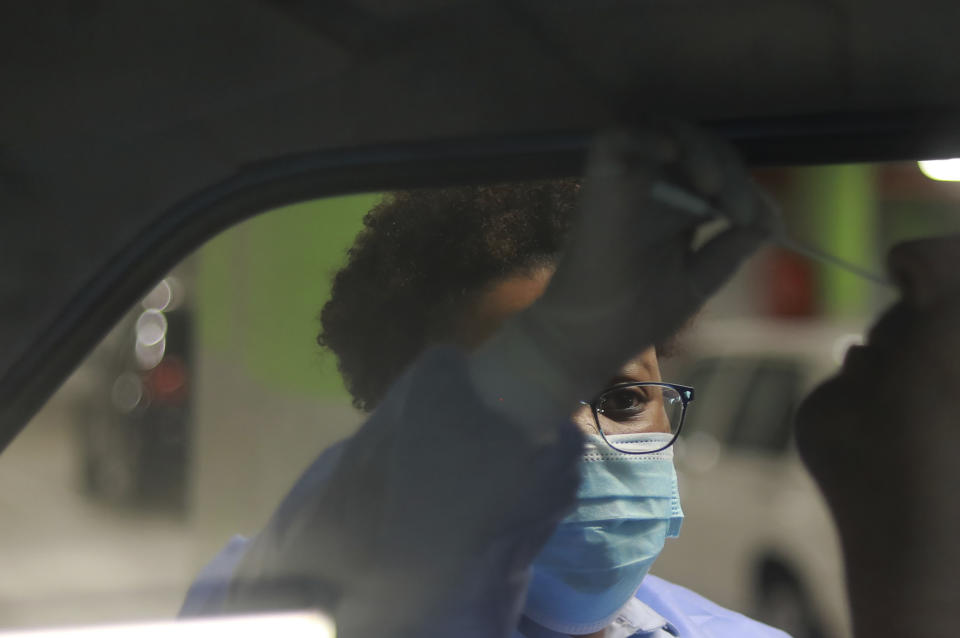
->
xmin=469 ymin=125 xmax=777 ymax=432
xmin=796 ymin=235 xmax=960 ymax=638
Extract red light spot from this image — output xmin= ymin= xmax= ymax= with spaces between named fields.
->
xmin=765 ymin=248 xmax=816 ymax=318
xmin=146 ymin=356 xmax=188 ymax=404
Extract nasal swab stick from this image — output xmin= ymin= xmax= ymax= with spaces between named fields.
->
xmin=650 ymin=181 xmax=892 ymax=288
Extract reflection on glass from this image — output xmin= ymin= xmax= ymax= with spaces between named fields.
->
xmin=110 ymin=372 xmax=144 ymax=413
xmin=136 ymin=310 xmax=168 ymax=347
xmin=142 ymin=279 xmax=173 ymax=312
xmin=7 ymin=164 xmax=960 ymax=636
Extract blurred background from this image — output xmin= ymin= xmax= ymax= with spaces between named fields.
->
xmin=3 ymin=161 xmax=960 ymax=637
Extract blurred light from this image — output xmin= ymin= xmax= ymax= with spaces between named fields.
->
xmin=111 ymin=372 xmax=143 ymax=413
xmin=918 ymin=158 xmax=960 ymax=181
xmin=832 ymin=333 xmax=864 ymax=365
xmin=141 ymin=279 xmax=173 ymax=312
xmin=135 ymin=338 xmax=166 ymax=370
xmin=135 ymin=310 xmax=167 ymax=346
xmin=164 ymin=275 xmax=186 ymax=312
xmin=0 ymin=612 xmax=335 ymax=638
xmin=676 ymin=431 xmax=721 ymax=473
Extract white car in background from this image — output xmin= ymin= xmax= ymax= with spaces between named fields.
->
xmin=654 ymin=318 xmax=869 ymax=638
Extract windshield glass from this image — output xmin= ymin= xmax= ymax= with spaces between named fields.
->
xmin=3 ymin=160 xmax=959 ymax=637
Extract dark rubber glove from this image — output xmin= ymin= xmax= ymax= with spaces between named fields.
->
xmin=469 ymin=126 xmax=777 ymax=430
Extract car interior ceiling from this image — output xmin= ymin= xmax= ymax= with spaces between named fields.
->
xmin=4 ymin=0 xmax=960 ymax=450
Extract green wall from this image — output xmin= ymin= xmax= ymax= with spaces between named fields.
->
xmin=792 ymin=165 xmax=877 ymax=317
xmin=196 ymin=194 xmax=379 ymax=397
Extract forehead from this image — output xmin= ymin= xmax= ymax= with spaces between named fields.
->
xmin=616 ymin=352 xmax=662 ymax=383
xmin=476 ymin=268 xmax=555 ymax=323
xmin=455 ymin=268 xmax=554 ymax=348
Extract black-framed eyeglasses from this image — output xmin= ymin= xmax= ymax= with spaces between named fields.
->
xmin=581 ymin=382 xmax=695 ymax=454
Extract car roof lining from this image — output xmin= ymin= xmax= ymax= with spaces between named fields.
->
xmin=3 ymin=0 xmax=960 ymax=449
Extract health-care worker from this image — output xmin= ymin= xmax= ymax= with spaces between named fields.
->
xmin=179 ymin=126 xmax=787 ymax=637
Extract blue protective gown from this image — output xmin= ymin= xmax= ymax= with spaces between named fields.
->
xmin=181 ymin=347 xmax=789 ymax=638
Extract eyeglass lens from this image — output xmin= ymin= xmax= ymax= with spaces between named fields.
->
xmin=595 ymin=384 xmax=684 ymax=439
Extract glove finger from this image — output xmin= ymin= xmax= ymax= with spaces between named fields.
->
xmin=579 ymin=130 xmax=676 ymax=229
xmin=666 ymin=121 xmax=775 ymax=232
xmin=752 ymin=187 xmax=785 ymax=237
xmin=887 ymin=235 xmax=960 ymax=309
xmin=576 ymin=132 xmax=697 ymax=264
xmin=585 ymin=129 xmax=677 ymax=181
xmin=686 ymin=225 xmax=769 ymax=300
xmin=665 ymin=120 xmax=726 ymax=199
xmin=708 ymin=137 xmax=761 ymax=228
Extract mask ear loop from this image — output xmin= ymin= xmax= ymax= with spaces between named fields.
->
xmin=650 ymin=181 xmax=893 ymax=289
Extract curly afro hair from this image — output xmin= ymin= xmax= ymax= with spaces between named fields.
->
xmin=318 ymin=180 xmax=580 ymax=411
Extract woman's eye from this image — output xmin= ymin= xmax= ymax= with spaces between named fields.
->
xmin=603 ymin=387 xmax=650 ymax=413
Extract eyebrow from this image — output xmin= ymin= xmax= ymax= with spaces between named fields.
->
xmin=608 ymin=367 xmax=655 ymax=386
xmin=609 ymin=360 xmax=657 ymax=385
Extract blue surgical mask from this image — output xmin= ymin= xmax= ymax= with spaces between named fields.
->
xmin=523 ymin=433 xmax=684 ymax=636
